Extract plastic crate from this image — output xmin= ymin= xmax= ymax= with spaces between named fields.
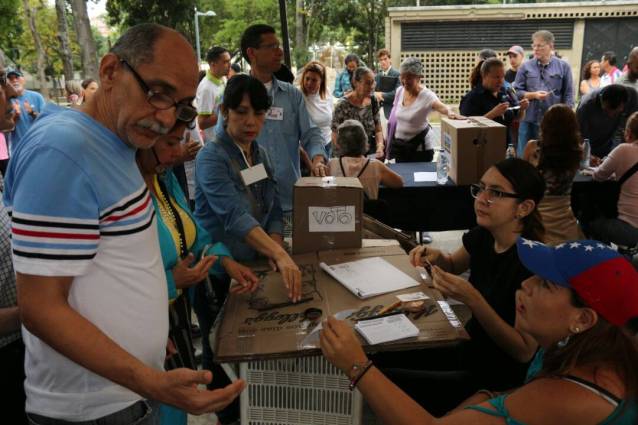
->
xmin=239 ymin=355 xmax=363 ymax=425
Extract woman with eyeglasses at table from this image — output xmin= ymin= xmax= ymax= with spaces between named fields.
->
xmin=136 ymin=133 xmax=260 ymax=425
xmin=322 ymin=238 xmax=638 ymax=425
xmin=402 ymin=158 xmax=546 ymax=410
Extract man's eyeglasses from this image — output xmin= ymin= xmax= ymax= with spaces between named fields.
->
xmin=0 ymin=72 xmax=6 ymax=86
xmin=120 ymin=59 xmax=197 ymax=124
xmin=531 ymin=44 xmax=548 ymax=50
xmin=258 ymin=43 xmax=281 ymax=51
xmin=470 ymin=183 xmax=520 ymax=204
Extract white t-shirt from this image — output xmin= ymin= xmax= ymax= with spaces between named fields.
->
xmin=303 ymin=93 xmax=333 ymax=145
xmin=600 ymin=67 xmax=623 ymax=87
xmin=195 ymin=72 xmax=225 ymax=142
xmin=394 ymin=87 xmax=438 ymax=141
xmin=3 ymin=107 xmax=168 ymax=421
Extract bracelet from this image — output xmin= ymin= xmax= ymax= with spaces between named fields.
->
xmin=476 ymin=389 xmax=496 ymax=399
xmin=348 ymin=360 xmax=373 ymax=391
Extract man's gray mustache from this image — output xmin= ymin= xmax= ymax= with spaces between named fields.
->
xmin=136 ymin=119 xmax=170 ymax=135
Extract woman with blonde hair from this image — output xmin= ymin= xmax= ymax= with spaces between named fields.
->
xmin=300 ymin=61 xmax=333 ymax=156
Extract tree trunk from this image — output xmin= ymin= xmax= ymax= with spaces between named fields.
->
xmin=295 ymin=0 xmax=305 ymax=63
xmin=22 ymin=0 xmax=49 ymax=98
xmin=367 ymin=0 xmax=375 ymax=67
xmin=70 ymin=0 xmax=98 ymax=79
xmin=55 ymin=0 xmax=74 ymax=81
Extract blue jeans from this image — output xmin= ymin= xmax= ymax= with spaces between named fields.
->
xmin=27 ymin=400 xmax=160 ymax=425
xmin=517 ymin=121 xmax=539 ymax=157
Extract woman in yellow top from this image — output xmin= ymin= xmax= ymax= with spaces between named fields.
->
xmin=136 ymin=133 xmax=259 ymax=425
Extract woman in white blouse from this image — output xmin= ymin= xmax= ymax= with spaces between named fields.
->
xmin=387 ymin=57 xmax=462 ymax=162
xmin=300 ymin=61 xmax=334 ymax=157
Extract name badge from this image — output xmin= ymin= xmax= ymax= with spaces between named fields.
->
xmin=266 ymin=107 xmax=284 ymax=121
xmin=240 ymin=163 xmax=268 ymax=186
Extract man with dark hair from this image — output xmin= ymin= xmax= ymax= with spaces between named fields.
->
xmin=374 ymin=48 xmax=400 ymax=119
xmin=617 ymin=47 xmax=638 ymax=90
xmin=3 ymin=23 xmax=243 ymax=423
xmin=6 ymin=68 xmax=46 ymax=150
xmin=196 ymin=45 xmax=230 ymax=141
xmin=577 ymin=84 xmax=638 ymax=158
xmin=333 ymin=53 xmax=360 ymax=98
xmin=514 ymin=30 xmax=574 ymax=156
xmin=601 ymin=51 xmax=622 ymax=87
xmin=505 ymin=45 xmax=525 ymax=84
xmin=237 ymin=24 xmax=327 ymax=227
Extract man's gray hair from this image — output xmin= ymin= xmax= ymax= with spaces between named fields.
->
xmin=110 ymin=23 xmax=166 ymax=67
xmin=399 ymin=57 xmax=423 ymax=76
xmin=337 ymin=119 xmax=368 ymax=156
xmin=532 ymin=30 xmax=555 ymax=46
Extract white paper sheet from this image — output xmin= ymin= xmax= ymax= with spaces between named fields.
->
xmin=355 ymin=313 xmax=419 ymax=345
xmin=397 ymin=292 xmax=430 ymax=302
xmin=320 ymin=257 xmax=420 ymax=299
xmin=413 ymin=172 xmax=438 ymax=182
xmin=308 ymin=205 xmax=355 ymax=232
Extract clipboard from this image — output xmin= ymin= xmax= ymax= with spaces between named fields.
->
xmin=378 ymin=75 xmax=399 ymax=93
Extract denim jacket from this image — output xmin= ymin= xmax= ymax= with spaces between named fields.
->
xmin=194 ymin=126 xmax=283 ymax=262
xmin=333 ymin=70 xmax=353 ymax=98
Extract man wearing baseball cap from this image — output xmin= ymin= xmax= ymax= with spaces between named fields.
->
xmin=6 ymin=68 xmax=46 ymax=150
xmin=505 ymin=45 xmax=525 ymax=84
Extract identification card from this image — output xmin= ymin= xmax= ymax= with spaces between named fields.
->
xmin=266 ymin=107 xmax=284 ymax=120
xmin=240 ymin=163 xmax=268 ymax=186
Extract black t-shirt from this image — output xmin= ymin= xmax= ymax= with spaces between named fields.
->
xmin=461 ymin=226 xmax=532 ymax=390
xmin=505 ymin=69 xmax=517 ymax=84
xmin=459 ymin=84 xmax=518 ymax=146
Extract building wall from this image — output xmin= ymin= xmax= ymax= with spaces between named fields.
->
xmin=387 ymin=1 xmax=638 ymax=104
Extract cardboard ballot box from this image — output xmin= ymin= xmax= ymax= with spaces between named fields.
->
xmin=292 ymin=176 xmax=363 ymax=254
xmin=441 ymin=117 xmax=506 ymax=185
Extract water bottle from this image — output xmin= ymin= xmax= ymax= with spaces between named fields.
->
xmin=581 ymin=139 xmax=591 ymax=169
xmin=437 ymin=148 xmax=449 ymax=185
xmin=506 ymin=143 xmax=516 ymax=159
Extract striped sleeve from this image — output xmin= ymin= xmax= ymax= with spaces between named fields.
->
xmin=99 ymin=185 xmax=156 ymax=236
xmin=6 ymin=146 xmax=100 ymax=276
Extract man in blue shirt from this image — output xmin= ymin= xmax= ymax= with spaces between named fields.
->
xmin=514 ymin=30 xmax=574 ymax=157
xmin=7 ymin=69 xmax=46 ymax=150
xmin=238 ymin=24 xmax=327 ymax=218
xmin=333 ymin=53 xmax=360 ymax=99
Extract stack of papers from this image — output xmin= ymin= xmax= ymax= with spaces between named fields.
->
xmin=319 ymin=257 xmax=420 ymax=299
xmin=355 ymin=314 xmax=420 ymax=345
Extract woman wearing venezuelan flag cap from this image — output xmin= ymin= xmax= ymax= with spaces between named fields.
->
xmin=320 ymin=238 xmax=638 ymax=424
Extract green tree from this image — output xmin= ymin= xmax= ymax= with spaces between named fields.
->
xmin=106 ymin=0 xmax=198 ymax=44
xmin=0 ymin=0 xmax=24 ymax=65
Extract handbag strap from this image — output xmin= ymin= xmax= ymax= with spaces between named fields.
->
xmin=618 ymin=161 xmax=638 ymax=187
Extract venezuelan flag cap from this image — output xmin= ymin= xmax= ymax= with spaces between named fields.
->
xmin=517 ymin=237 xmax=638 ymax=327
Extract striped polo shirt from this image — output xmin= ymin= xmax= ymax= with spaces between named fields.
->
xmin=2 ymin=105 xmax=168 ymax=421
